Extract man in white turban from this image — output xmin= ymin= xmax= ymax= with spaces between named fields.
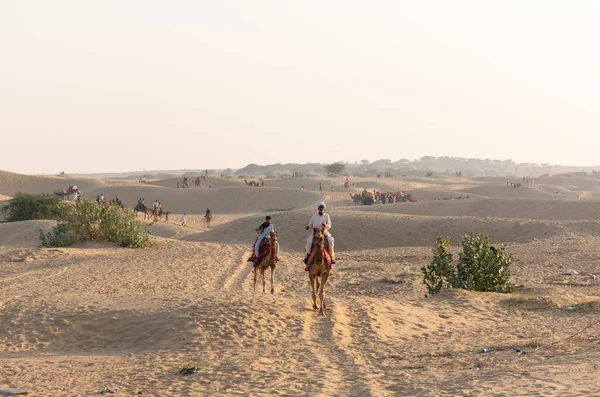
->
xmin=304 ymin=201 xmax=335 ymax=268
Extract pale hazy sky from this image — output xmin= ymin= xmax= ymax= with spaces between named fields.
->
xmin=1 ymin=1 xmax=599 ymax=174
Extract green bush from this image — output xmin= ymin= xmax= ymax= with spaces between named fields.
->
xmin=422 ymin=237 xmax=455 ymax=295
xmin=40 ymin=223 xmax=76 ymax=247
xmin=0 ymin=193 xmax=68 ymax=222
xmin=455 ymin=234 xmax=514 ymax=293
xmin=421 ymin=234 xmax=514 ymax=295
xmin=41 ymin=199 xmax=151 ymax=248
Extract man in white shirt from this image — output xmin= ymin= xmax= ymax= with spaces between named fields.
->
xmin=304 ymin=201 xmax=335 ymax=267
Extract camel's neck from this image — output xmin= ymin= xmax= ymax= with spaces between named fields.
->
xmin=268 ymin=242 xmax=277 ymax=259
xmin=314 ymin=244 xmax=323 ymax=264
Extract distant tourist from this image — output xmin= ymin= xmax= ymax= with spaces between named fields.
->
xmin=181 ymin=213 xmax=187 ymax=226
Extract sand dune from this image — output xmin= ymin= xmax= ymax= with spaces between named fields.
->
xmin=0 ymin=220 xmax=56 ymax=248
xmin=351 ymin=197 xmax=600 ymax=221
xmin=0 ymin=170 xmax=101 ymax=197
xmin=148 ymin=176 xmax=246 ymax=188
xmin=182 ymin=208 xmax=582 ymax=250
xmin=536 ymin=175 xmax=600 ymax=189
xmin=83 ymin=186 xmax=321 ymax=214
xmin=459 ymin=184 xmax=574 ymax=199
xmin=3 ymin=171 xmax=600 ymax=395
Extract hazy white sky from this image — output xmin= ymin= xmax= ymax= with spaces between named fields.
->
xmin=1 ymin=1 xmax=599 ymax=174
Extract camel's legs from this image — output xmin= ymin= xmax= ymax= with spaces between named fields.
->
xmin=311 ymin=276 xmax=320 ymax=310
xmin=310 ymin=276 xmax=318 ymax=310
xmin=262 ymin=268 xmax=266 ymax=293
xmin=270 ymin=266 xmax=275 ymax=294
xmin=253 ymin=268 xmax=258 ymax=292
xmin=318 ymin=273 xmax=329 ymax=316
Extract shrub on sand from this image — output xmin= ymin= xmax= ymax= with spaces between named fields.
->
xmin=0 ymin=193 xmax=68 ymax=222
xmin=422 ymin=234 xmax=514 ymax=295
xmin=40 ymin=199 xmax=150 ymax=248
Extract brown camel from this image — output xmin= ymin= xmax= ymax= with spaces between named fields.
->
xmin=308 ymin=227 xmax=329 ymax=315
xmin=253 ymin=230 xmax=278 ymax=293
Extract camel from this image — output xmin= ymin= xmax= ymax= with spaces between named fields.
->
xmin=350 ymin=193 xmax=362 ymax=205
xmin=135 ymin=206 xmax=169 ymax=222
xmin=155 ymin=209 xmax=170 ymax=222
xmin=134 ymin=205 xmax=147 ymax=217
xmin=253 ymin=230 xmax=278 ymax=293
xmin=308 ymin=227 xmax=330 ymax=316
xmin=244 ymin=178 xmax=264 ymax=187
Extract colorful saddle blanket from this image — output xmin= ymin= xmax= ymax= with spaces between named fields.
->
xmin=248 ymin=237 xmax=277 ymax=267
xmin=307 ymin=238 xmax=333 ymax=270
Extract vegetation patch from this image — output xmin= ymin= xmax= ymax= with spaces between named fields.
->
xmin=0 ymin=193 xmax=68 ymax=222
xmin=40 ymin=199 xmax=151 ymax=248
xmin=422 ymin=234 xmax=514 ymax=295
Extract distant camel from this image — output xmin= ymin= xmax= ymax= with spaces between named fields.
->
xmin=350 ymin=193 xmax=362 ymax=205
xmin=134 ymin=205 xmax=148 ymax=217
xmin=253 ymin=231 xmax=278 ymax=293
xmin=244 ymin=178 xmax=264 ymax=187
xmin=308 ymin=227 xmax=330 ymax=316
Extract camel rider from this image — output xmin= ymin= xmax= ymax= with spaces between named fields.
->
xmin=205 ymin=208 xmax=211 ymax=217
xmin=254 ymin=216 xmax=279 ymax=258
xmin=304 ymin=201 xmax=335 ymax=266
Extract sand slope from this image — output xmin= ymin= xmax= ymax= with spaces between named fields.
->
xmin=0 ymin=220 xmax=56 ymax=248
xmin=0 ymin=170 xmax=100 ymax=197
xmin=148 ymin=176 xmax=246 ymax=189
xmin=182 ymin=208 xmax=590 ymax=250
xmin=2 ymin=172 xmax=600 ymax=396
xmin=83 ymin=186 xmax=321 ymax=214
xmin=352 ymin=198 xmax=600 ymax=221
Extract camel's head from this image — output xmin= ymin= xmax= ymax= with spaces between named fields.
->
xmin=269 ymin=230 xmax=278 ymax=242
xmin=313 ymin=228 xmax=324 ymax=246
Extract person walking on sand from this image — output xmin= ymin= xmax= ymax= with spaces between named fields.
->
xmin=181 ymin=213 xmax=187 ymax=226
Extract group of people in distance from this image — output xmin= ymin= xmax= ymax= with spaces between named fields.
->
xmin=251 ymin=201 xmax=335 ymax=271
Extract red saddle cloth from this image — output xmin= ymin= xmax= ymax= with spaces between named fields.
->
xmin=248 ymin=237 xmax=277 ymax=267
xmin=307 ymin=238 xmax=333 ymax=270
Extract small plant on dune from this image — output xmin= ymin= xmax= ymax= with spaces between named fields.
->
xmin=1 ymin=193 xmax=68 ymax=222
xmin=40 ymin=199 xmax=151 ymax=248
xmin=455 ymin=233 xmax=514 ymax=293
xmin=422 ymin=234 xmax=514 ymax=295
xmin=421 ymin=237 xmax=455 ymax=295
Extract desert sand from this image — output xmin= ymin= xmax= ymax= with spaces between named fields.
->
xmin=1 ymin=171 xmax=600 ymax=396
